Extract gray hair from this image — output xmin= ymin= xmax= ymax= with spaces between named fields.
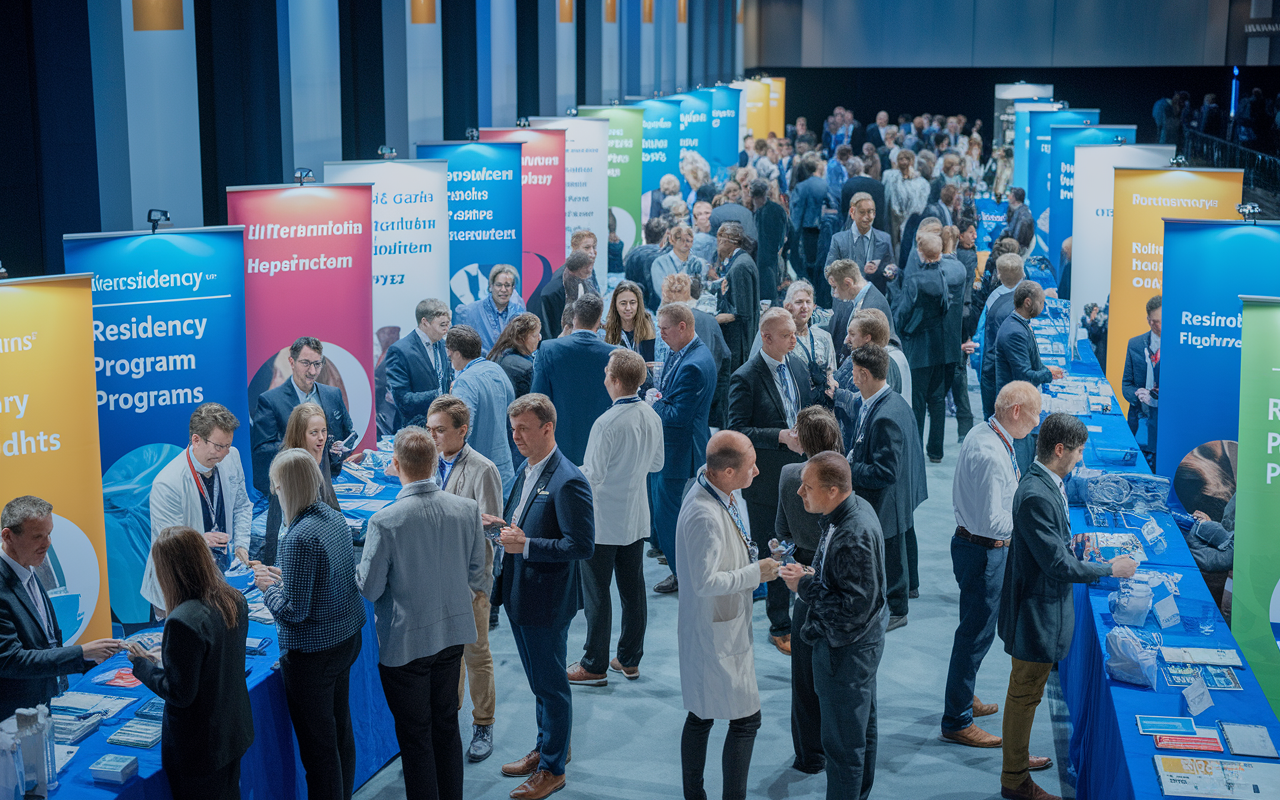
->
xmin=269 ymin=449 xmax=323 ymax=523
xmin=488 ymin=264 xmax=519 ymax=288
xmin=784 ymin=279 xmax=815 ymax=305
xmin=1 ymin=496 xmax=53 ymax=536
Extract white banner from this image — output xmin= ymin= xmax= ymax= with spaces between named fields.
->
xmin=530 ymin=116 xmax=610 ymax=289
xmin=1069 ymin=144 xmax=1175 ymax=329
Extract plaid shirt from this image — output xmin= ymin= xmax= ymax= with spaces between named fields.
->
xmin=264 ymin=502 xmax=365 ymax=652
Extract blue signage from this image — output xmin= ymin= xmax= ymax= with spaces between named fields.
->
xmin=1027 ymin=108 xmax=1099 ymax=222
xmin=666 ymin=92 xmax=712 ymax=196
xmin=1047 ymin=125 xmax=1136 ymax=276
xmin=974 ymin=197 xmax=1009 ymax=251
xmin=707 ymin=87 xmax=742 ymax=184
xmin=636 ymin=98 xmax=682 ymax=195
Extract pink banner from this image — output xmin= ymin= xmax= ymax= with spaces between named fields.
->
xmin=226 ymin=184 xmax=377 ymax=449
xmin=478 ymin=128 xmax=567 ymax=301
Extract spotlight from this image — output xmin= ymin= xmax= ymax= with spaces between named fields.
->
xmin=1169 ymin=155 xmax=1187 ymax=167
xmin=1238 ymin=202 xmax=1261 ymax=222
xmin=293 ymin=168 xmax=315 ymax=185
xmin=465 ymin=128 xmax=479 ymax=141
xmin=566 ymin=108 xmax=578 ymax=117
xmin=516 ymin=117 xmax=530 ymax=128
xmin=147 ymin=208 xmax=170 ymax=234
xmin=378 ymin=145 xmax=397 ymax=159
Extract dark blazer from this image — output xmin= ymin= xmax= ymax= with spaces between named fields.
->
xmin=0 ymin=559 xmax=93 ymax=719
xmin=727 ymin=352 xmax=812 ymax=509
xmin=708 ymin=202 xmax=759 ymax=241
xmin=846 ymin=390 xmax=927 ymax=540
xmin=1000 ymin=463 xmax=1111 ymax=663
xmin=895 ymin=262 xmax=951 ymax=369
xmin=828 ymin=283 xmax=898 ymax=364
xmin=940 ymin=256 xmax=969 ymax=363
xmin=531 ymin=331 xmax=617 ymax=465
xmin=866 ymin=126 xmax=886 ymax=149
xmin=840 ymin=177 xmax=888 ymax=233
xmin=981 ymin=288 xmax=1019 ymax=400
xmin=132 ymin=596 xmax=254 ymax=773
xmin=825 ymin=227 xmax=894 ymax=273
xmin=754 ymin=200 xmax=790 ymax=302
xmin=1000 ymin=203 xmax=1035 ymax=251
xmin=995 ymin=313 xmax=1052 ymax=391
xmin=1121 ymin=332 xmax=1158 ymax=435
xmin=534 ymin=265 xmax=569 ymax=339
xmin=495 ymin=448 xmax=595 ymax=628
xmin=250 ymin=380 xmax=353 ymax=496
xmin=653 ymin=336 xmax=718 ymax=478
xmin=718 ymin=250 xmax=761 ymax=372
xmin=497 ymin=349 xmax=535 ymax=398
xmin=384 ymin=331 xmax=452 ymax=428
xmin=789 ymin=176 xmax=829 ymax=230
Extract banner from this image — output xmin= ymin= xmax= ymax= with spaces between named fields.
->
xmin=1234 ymin=295 xmax=1280 ymax=719
xmin=1157 ymin=221 xmax=1280 ymax=478
xmin=579 ymin=106 xmax=644 ymax=253
xmin=665 ymin=92 xmax=711 ymax=196
xmin=733 ymin=79 xmax=769 ymax=140
xmin=0 ymin=275 xmax=111 ymax=642
xmin=1013 ymin=101 xmax=1060 ymax=192
xmin=762 ymin=77 xmax=786 ymax=139
xmin=65 ymin=228 xmax=249 ymax=625
xmin=530 ymin=116 xmax=610 ymax=290
xmin=478 ymin=129 xmax=567 ymax=302
xmin=414 ymin=141 xmax=523 ymax=306
xmin=1027 ymin=108 xmax=1098 ymax=224
xmin=707 ymin=86 xmax=742 ymax=183
xmin=994 ymin=83 xmax=1052 ymax=151
xmin=1046 ymin=125 xmax=1136 ymax=276
xmin=1106 ymin=168 xmax=1243 ymax=407
xmin=636 ymin=98 xmax=682 ymax=197
xmin=226 ymin=183 xmax=377 ymax=453
xmin=1068 ymin=144 xmax=1175 ymax=337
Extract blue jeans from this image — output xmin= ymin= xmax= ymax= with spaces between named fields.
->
xmin=941 ymin=536 xmax=1007 ymax=732
xmin=812 ymin=636 xmax=884 ymax=800
xmin=508 ymin=620 xmax=572 ymax=775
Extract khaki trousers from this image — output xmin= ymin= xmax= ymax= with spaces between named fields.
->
xmin=458 ymin=549 xmax=496 ymax=727
xmin=1001 ymin=657 xmax=1052 ymax=789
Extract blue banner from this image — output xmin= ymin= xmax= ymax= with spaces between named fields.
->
xmin=1027 ymin=108 xmax=1098 ymax=224
xmin=415 ymin=141 xmax=523 ymax=310
xmin=64 ymin=227 xmax=249 ymax=625
xmin=637 ymin=98 xmax=682 ymax=195
xmin=1047 ymin=125 xmax=1136 ymax=275
xmin=665 ymin=93 xmax=711 ymax=197
xmin=974 ymin=197 xmax=1009 ymax=251
xmin=707 ymin=86 xmax=742 ymax=184
xmin=1156 ymin=220 xmax=1280 ymax=478
xmin=1013 ymin=101 xmax=1059 ymax=191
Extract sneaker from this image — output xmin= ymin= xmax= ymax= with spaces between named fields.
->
xmin=609 ymin=658 xmax=639 ymax=680
xmin=566 ymin=662 xmax=607 ymax=686
xmin=654 ymin=575 xmax=678 ymax=593
xmin=887 ymin=615 xmax=908 ymax=632
xmin=468 ymin=724 xmax=494 ymax=762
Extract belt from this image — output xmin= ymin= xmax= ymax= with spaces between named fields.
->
xmin=955 ymin=526 xmax=1007 ymax=549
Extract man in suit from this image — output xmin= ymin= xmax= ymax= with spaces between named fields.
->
xmin=896 ymin=234 xmax=957 ymax=462
xmin=979 ymin=253 xmax=1026 ymax=419
xmin=826 ymin=257 xmax=897 ymax=363
xmin=995 ymin=281 xmax=1062 ymax=396
xmin=997 ymin=414 xmax=1136 ymax=800
xmin=844 ymin=345 xmax=927 ymax=631
xmin=251 ymin=336 xmax=354 ymax=498
xmin=866 ymin=111 xmax=890 ymax=149
xmin=750 ymin=179 xmax=789 ymax=306
xmin=649 ymin=303 xmax=718 ymax=594
xmin=453 ymin=265 xmax=527 ymax=356
xmin=715 ymin=222 xmax=761 ymax=375
xmin=488 ymin=394 xmax=595 ymax=800
xmin=839 ymin=159 xmax=888 ymax=233
xmin=831 ymin=311 xmax=910 ymax=452
xmin=826 ymin=193 xmax=896 ymax=302
xmin=1121 ymin=294 xmax=1161 ymax=459
xmin=358 ymin=427 xmax=487 ymax=800
xmin=923 ymin=184 xmax=961 ymax=229
xmin=426 ymin=395 xmax=505 ymax=763
xmin=446 ymin=325 xmax=517 ymax=495
xmin=143 ymin=403 xmax=254 ymax=613
xmin=728 ymin=307 xmax=812 ymax=654
xmin=530 ymin=293 xmax=616 ymax=466
xmin=384 ymin=299 xmax=454 ymax=430
xmin=998 ymin=188 xmax=1035 ymax=255
xmin=571 ymin=350 xmax=665 ymax=686
xmin=738 ymin=134 xmax=754 ymax=169
xmin=1 ymin=495 xmax=123 ymax=719
xmin=661 ymin=274 xmax=733 ymax=428
xmin=535 ymin=251 xmax=597 ymax=340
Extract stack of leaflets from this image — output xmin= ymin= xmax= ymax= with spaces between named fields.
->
xmin=52 ymin=714 xmax=100 ymax=744
xmin=106 ymin=718 xmax=162 ymax=749
xmin=1160 ymin=647 xmax=1244 ymax=667
xmin=1219 ymin=723 xmax=1279 ymax=759
xmin=248 ymin=602 xmax=274 ymax=624
xmin=49 ymin=692 xmax=134 ymax=718
xmin=1153 ymin=755 xmax=1280 ymax=797
xmin=133 ymin=697 xmax=165 ymax=722
xmin=89 ymin=754 xmax=139 ymax=784
xmin=125 ymin=632 xmax=163 ymax=650
xmin=90 ymin=668 xmax=141 ymax=688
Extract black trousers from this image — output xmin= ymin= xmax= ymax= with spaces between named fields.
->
xmin=813 ymin=637 xmax=884 ymax=800
xmin=580 ymin=539 xmax=648 ymax=674
xmin=279 ymin=631 xmax=361 ymax=800
xmin=950 ymin=360 xmax=975 ymax=440
xmin=884 ymin=531 xmax=910 ymax=617
xmin=378 ymin=645 xmax=466 ymax=800
xmin=790 ymin=595 xmax=824 ymax=772
xmin=164 ymin=755 xmax=241 ymax=800
xmin=912 ymin=362 xmax=953 ymax=459
xmin=906 ymin=527 xmax=920 ymax=593
xmin=681 ymin=710 xmax=762 ymax=800
xmin=747 ymin=499 xmax=791 ymax=637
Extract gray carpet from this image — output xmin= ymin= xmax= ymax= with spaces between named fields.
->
xmin=356 ymin=408 xmax=1077 ymax=800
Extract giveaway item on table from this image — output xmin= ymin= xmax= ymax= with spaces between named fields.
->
xmin=1153 ymin=755 xmax=1280 ymax=798
xmin=88 ymin=754 xmax=138 ymax=784
xmin=50 ymin=715 xmax=99 ymax=745
xmin=105 ymin=719 xmax=162 ymax=749
xmin=248 ymin=602 xmax=274 ymax=624
xmin=1153 ymin=727 xmax=1224 ymax=753
xmin=48 ymin=693 xmax=134 ymax=719
xmin=1080 ymin=472 xmax=1172 ymax=514
xmin=1137 ymin=716 xmax=1198 ymax=736
xmin=1105 ymin=626 xmax=1162 ymax=688
xmin=90 ymin=668 xmax=141 ymax=689
xmin=1184 ymin=674 xmax=1214 ymax=718
xmin=1163 ymin=664 xmax=1243 ymax=691
xmin=1108 ymin=580 xmax=1154 ymax=626
xmin=1161 ymin=647 xmax=1244 ymax=667
xmin=132 ymin=698 xmax=165 ymax=722
xmin=1075 ymin=532 xmax=1146 ymax=564
xmin=1218 ymin=723 xmax=1279 ymax=759
xmin=124 ymin=632 xmax=163 ymax=650
xmin=245 ymin=637 xmax=273 ymax=657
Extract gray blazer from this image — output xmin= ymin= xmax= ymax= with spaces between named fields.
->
xmin=441 ymin=444 xmax=503 ymax=592
xmin=357 ymin=480 xmax=486 ymax=667
xmin=825 ymin=227 xmax=893 ymax=272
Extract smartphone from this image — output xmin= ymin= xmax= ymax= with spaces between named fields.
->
xmin=339 ymin=431 xmax=359 ymax=451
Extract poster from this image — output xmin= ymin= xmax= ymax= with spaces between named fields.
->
xmin=579 ymin=106 xmax=644 ymax=253
xmin=664 ymin=92 xmax=712 ymax=196
xmin=1026 ymin=108 xmax=1098 ymax=224
xmin=65 ymin=228 xmax=249 ymax=625
xmin=1068 ymin=144 xmax=1175 ymax=337
xmin=0 ymin=275 xmax=111 ymax=642
xmin=1105 ymin=168 xmax=1243 ymax=408
xmin=762 ymin=76 xmax=786 ymax=139
xmin=414 ymin=141 xmax=523 ymax=307
xmin=530 ymin=116 xmax=610 ymax=290
xmin=974 ymin=197 xmax=1009 ymax=251
xmin=1157 ymin=221 xmax=1280 ymax=478
xmin=707 ymin=86 xmax=742 ymax=183
xmin=636 ymin=98 xmax=682 ymax=197
xmin=1046 ymin=125 xmax=1136 ymax=275
xmin=733 ymin=79 xmax=769 ymax=141
xmin=226 ymin=183 xmax=377 ymax=453
xmin=1234 ymin=296 xmax=1280 ymax=718
xmin=1013 ymin=101 xmax=1060 ymax=192
xmin=478 ymin=128 xmax=567 ymax=302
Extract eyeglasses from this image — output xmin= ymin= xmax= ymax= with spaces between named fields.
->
xmin=295 ymin=358 xmax=324 ymax=370
xmin=492 ymin=281 xmax=515 ymax=290
xmin=199 ymin=437 xmax=233 ymax=453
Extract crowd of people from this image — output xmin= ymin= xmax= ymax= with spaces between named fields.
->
xmin=0 ymin=106 xmax=1240 ymax=800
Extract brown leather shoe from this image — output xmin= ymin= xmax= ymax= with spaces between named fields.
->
xmin=940 ymin=724 xmax=1001 ymax=748
xmin=501 ymin=750 xmax=540 ymax=778
xmin=509 ymin=770 xmax=566 ymax=799
xmin=973 ymin=695 xmax=998 ymax=717
xmin=1028 ymin=755 xmax=1053 ymax=771
xmin=609 ymin=658 xmax=639 ymax=680
xmin=770 ymin=634 xmax=792 ymax=655
xmin=566 ymin=662 xmax=607 ymax=686
xmin=1000 ymin=776 xmax=1059 ymax=800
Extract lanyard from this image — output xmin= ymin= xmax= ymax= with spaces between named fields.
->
xmin=613 ymin=395 xmax=643 ymax=407
xmin=621 ymin=328 xmax=636 ymax=352
xmin=662 ymin=344 xmax=690 ymax=393
xmin=697 ymin=472 xmax=757 ymax=562
xmin=987 ymin=418 xmax=1020 ymax=481
xmin=797 ymin=328 xmax=816 ymax=363
xmin=186 ymin=449 xmax=221 ymax=528
xmin=438 ymin=455 xmax=456 ymax=490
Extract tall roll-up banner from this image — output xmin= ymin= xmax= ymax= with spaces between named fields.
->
xmin=478 ymin=128 xmax=567 ymax=302
xmin=226 ymin=184 xmax=378 ymax=452
xmin=1157 ymin=221 xmax=1280 ymax=479
xmin=1234 ymin=295 xmax=1280 ymax=718
xmin=1026 ymin=108 xmax=1097 ymax=220
xmin=763 ymin=77 xmax=786 ymax=139
xmin=1046 ymin=125 xmax=1136 ymax=277
xmin=0 ymin=275 xmax=111 ymax=642
xmin=637 ymin=98 xmax=682 ymax=197
xmin=665 ymin=93 xmax=711 ymax=196
xmin=707 ymin=86 xmax=742 ymax=183
xmin=733 ymin=79 xmax=769 ymax=139
xmin=65 ymin=228 xmax=249 ymax=626
xmin=579 ymin=106 xmax=645 ymax=254
xmin=530 ymin=116 xmax=611 ymax=290
xmin=1068 ymin=144 xmax=1174 ymax=337
xmin=1105 ymin=168 xmax=1243 ymax=408
xmin=1013 ymin=101 xmax=1060 ymax=192
xmin=415 ymin=141 xmax=524 ymax=305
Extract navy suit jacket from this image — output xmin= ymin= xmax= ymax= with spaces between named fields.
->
xmin=1121 ymin=331 xmax=1158 ymax=434
xmin=653 ymin=336 xmax=718 ymax=479
xmin=251 ymin=381 xmax=353 ymax=496
xmin=530 ymin=331 xmax=618 ymax=465
xmin=727 ymin=352 xmax=812 ymax=508
xmin=846 ymin=390 xmax=927 ymax=540
xmin=384 ymin=331 xmax=452 ymax=428
xmin=496 ymin=448 xmax=595 ymax=628
xmin=0 ymin=559 xmax=93 ymax=720
xmin=995 ymin=313 xmax=1052 ymax=392
xmin=532 ymin=265 xmax=568 ymax=339
xmin=980 ymin=288 xmax=1019 ymax=395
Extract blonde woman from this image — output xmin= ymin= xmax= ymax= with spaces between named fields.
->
xmin=262 ymin=402 xmax=341 ymax=565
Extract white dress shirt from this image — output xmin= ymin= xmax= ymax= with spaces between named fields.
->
xmin=953 ymin=419 xmax=1019 ymax=540
xmin=415 ymin=327 xmax=441 ymax=375
xmin=0 ymin=549 xmax=52 ymax=637
xmin=513 ymin=450 xmax=554 ymax=553
xmin=760 ymin=350 xmax=799 ymax=427
xmin=1035 ymin=460 xmax=1070 ymax=513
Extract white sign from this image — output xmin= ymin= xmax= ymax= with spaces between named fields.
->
xmin=530 ymin=116 xmax=610 ymax=289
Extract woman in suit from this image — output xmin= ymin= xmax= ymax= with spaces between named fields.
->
xmin=128 ymin=526 xmax=253 ymax=800
xmin=264 ymin=402 xmax=342 ymax=556
xmin=488 ymin=312 xmax=542 ymax=398
xmin=603 ymin=281 xmax=657 ymax=363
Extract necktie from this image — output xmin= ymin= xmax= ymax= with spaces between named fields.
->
xmin=776 ymin=363 xmax=797 ymax=427
xmin=26 ymin=573 xmax=52 ymax=639
xmin=434 ymin=341 xmax=447 ymax=392
xmin=858 ymin=234 xmax=869 ymax=266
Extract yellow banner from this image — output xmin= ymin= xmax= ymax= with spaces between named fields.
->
xmin=0 ymin=275 xmax=111 ymax=643
xmin=738 ymin=80 xmax=769 ymax=139
xmin=1106 ymin=168 xmax=1243 ymax=410
xmin=763 ymin=77 xmax=786 ymax=139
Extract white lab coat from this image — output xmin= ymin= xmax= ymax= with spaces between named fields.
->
xmin=579 ymin=400 xmax=665 ymax=547
xmin=675 ymin=470 xmax=761 ymax=720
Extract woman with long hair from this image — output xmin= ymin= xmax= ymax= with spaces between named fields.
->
xmin=263 ymin=402 xmax=342 ymax=563
xmin=487 ymin=311 xmax=542 ymax=398
xmin=603 ymin=280 xmax=657 ymax=362
xmin=127 ymin=526 xmax=253 ymax=800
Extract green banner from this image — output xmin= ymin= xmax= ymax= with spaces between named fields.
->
xmin=580 ymin=106 xmax=644 ymax=252
xmin=1235 ymin=295 xmax=1280 ymax=718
